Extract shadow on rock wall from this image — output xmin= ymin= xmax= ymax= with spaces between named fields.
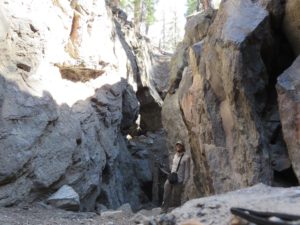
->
xmin=0 ymin=75 xmax=149 ymax=212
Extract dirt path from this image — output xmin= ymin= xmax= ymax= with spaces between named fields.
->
xmin=0 ymin=206 xmax=135 ymax=225
xmin=0 ymin=205 xmax=163 ymax=225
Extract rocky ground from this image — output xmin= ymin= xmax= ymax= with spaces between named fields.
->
xmin=0 ymin=204 xmax=161 ymax=225
xmin=1 ymin=184 xmax=300 ymax=225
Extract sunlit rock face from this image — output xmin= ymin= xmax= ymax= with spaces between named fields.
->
xmin=163 ymin=0 xmax=297 ymax=199
xmin=0 ymin=0 xmax=164 ymax=211
xmin=211 ymin=0 xmax=222 ymax=9
xmin=162 ymin=9 xmax=216 ymax=203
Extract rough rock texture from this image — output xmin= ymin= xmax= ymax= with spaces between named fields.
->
xmin=168 ymin=9 xmax=216 ymax=94
xmin=182 ymin=0 xmax=273 ymax=195
xmin=284 ymin=0 xmax=300 ymax=55
xmin=149 ymin=184 xmax=300 ymax=225
xmin=127 ymin=130 xmax=169 ymax=206
xmin=277 ymin=56 xmax=300 ymax=181
xmin=0 ymin=0 xmax=166 ymax=211
xmin=162 ymin=9 xmax=216 ymax=204
xmin=111 ymin=6 xmax=168 ymax=132
xmin=47 ymin=185 xmax=80 ymax=211
xmin=162 ymin=0 xmax=297 ymax=200
xmin=0 ymin=184 xmax=299 ymax=225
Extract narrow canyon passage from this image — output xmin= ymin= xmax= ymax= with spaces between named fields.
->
xmin=0 ymin=0 xmax=300 ymax=225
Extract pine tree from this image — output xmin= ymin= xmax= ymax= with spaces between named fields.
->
xmin=186 ymin=0 xmax=211 ymax=16
xmin=144 ymin=0 xmax=155 ymax=34
xmin=119 ymin=0 xmax=157 ymax=34
xmin=133 ymin=0 xmax=142 ymax=33
xmin=159 ymin=11 xmax=166 ymax=50
xmin=120 ymin=0 xmax=127 ymax=8
xmin=186 ymin=0 xmax=199 ymax=16
xmin=170 ymin=10 xmax=180 ymax=50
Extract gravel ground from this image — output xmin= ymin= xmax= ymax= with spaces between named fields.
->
xmin=0 ymin=206 xmax=135 ymax=225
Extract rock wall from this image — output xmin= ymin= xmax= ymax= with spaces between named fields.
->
xmin=277 ymin=56 xmax=300 ymax=182
xmin=0 ymin=0 xmax=166 ymax=211
xmin=162 ymin=0 xmax=298 ymax=199
xmin=278 ymin=0 xmax=300 ymax=182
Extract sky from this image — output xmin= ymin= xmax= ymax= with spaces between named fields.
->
xmin=147 ymin=0 xmax=187 ymax=49
xmin=136 ymin=0 xmax=221 ymax=51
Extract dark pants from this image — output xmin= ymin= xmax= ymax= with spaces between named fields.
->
xmin=161 ymin=180 xmax=184 ymax=212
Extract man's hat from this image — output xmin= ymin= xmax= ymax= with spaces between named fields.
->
xmin=175 ymin=140 xmax=184 ymax=146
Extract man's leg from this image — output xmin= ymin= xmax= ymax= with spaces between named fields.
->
xmin=161 ymin=180 xmax=172 ymax=213
xmin=172 ymin=183 xmax=184 ymax=207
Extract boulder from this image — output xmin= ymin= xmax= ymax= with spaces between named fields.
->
xmin=163 ymin=0 xmax=298 ymax=198
xmin=182 ymin=0 xmax=273 ymax=194
xmin=277 ymin=56 xmax=300 ymax=182
xmin=149 ymin=184 xmax=300 ymax=225
xmin=47 ymin=185 xmax=80 ymax=211
xmin=117 ymin=203 xmax=133 ymax=214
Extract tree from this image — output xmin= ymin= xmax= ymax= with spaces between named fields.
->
xmin=133 ymin=0 xmax=142 ymax=33
xmin=159 ymin=11 xmax=166 ymax=50
xmin=169 ymin=10 xmax=180 ymax=50
xmin=186 ymin=0 xmax=211 ymax=16
xmin=119 ymin=0 xmax=157 ymax=34
xmin=144 ymin=0 xmax=156 ymax=34
xmin=120 ymin=0 xmax=127 ymax=8
xmin=186 ymin=0 xmax=200 ymax=16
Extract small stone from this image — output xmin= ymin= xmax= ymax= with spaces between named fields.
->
xmin=208 ymin=204 xmax=221 ymax=209
xmin=180 ymin=219 xmax=206 ymax=225
xmin=230 ymin=216 xmax=249 ymax=225
xmin=16 ymin=63 xmax=31 ymax=72
xmin=29 ymin=24 xmax=38 ymax=33
xmin=101 ymin=210 xmax=123 ymax=218
xmin=196 ymin=203 xmax=205 ymax=208
xmin=117 ymin=203 xmax=133 ymax=214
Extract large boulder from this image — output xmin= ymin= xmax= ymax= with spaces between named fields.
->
xmin=163 ymin=0 xmax=296 ymax=198
xmin=277 ymin=56 xmax=300 ymax=182
xmin=148 ymin=184 xmax=300 ymax=225
xmin=181 ymin=0 xmax=273 ymax=195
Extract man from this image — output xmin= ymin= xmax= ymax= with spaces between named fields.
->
xmin=161 ymin=140 xmax=191 ymax=213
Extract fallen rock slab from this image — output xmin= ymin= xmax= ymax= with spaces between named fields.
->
xmin=47 ymin=185 xmax=80 ymax=211
xmin=148 ymin=184 xmax=300 ymax=225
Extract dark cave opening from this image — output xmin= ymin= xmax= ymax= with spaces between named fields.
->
xmin=136 ymin=87 xmax=162 ymax=132
xmin=274 ymin=167 xmax=299 ymax=187
xmin=141 ymin=181 xmax=153 ymax=203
